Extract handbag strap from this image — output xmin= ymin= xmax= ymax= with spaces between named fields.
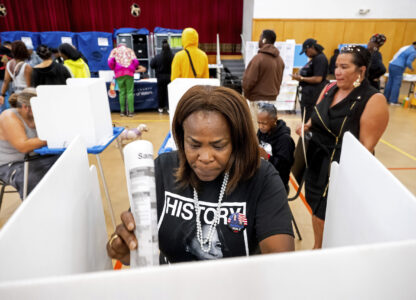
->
xmin=185 ymin=49 xmax=197 ymax=78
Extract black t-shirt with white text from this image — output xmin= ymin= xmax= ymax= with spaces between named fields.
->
xmin=155 ymin=151 xmax=293 ymax=263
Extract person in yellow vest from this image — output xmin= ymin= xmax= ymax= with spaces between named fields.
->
xmin=58 ymin=43 xmax=90 ymax=78
xmin=171 ymin=28 xmax=209 ymax=81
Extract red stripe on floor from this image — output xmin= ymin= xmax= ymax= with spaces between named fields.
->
xmin=289 ymin=176 xmax=312 ymax=215
xmin=388 ymin=167 xmax=416 ymax=171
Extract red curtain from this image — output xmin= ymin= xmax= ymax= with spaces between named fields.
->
xmin=0 ymin=0 xmax=243 ymax=45
xmin=1 ymin=0 xmax=71 ymax=32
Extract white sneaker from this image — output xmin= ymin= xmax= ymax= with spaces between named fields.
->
xmin=158 ymin=108 xmax=164 ymax=113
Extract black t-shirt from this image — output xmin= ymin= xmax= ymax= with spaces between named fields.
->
xmin=155 ymin=151 xmax=293 ymax=263
xmin=31 ymin=61 xmax=72 ymax=87
xmin=299 ymin=52 xmax=328 ymax=87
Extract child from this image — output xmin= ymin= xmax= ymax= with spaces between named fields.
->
xmin=257 ymin=102 xmax=295 ymax=192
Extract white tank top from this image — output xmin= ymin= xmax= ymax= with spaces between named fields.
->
xmin=6 ymin=61 xmax=28 ymax=93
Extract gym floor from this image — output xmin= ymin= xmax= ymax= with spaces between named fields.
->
xmin=0 ymin=104 xmax=415 ymax=254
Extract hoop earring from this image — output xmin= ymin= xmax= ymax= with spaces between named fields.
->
xmin=353 ymin=75 xmax=361 ymax=88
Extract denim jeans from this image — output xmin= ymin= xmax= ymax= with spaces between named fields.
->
xmin=384 ymin=64 xmax=405 ymax=104
xmin=0 ymin=80 xmax=13 ymax=113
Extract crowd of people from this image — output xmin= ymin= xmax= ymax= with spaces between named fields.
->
xmin=0 ymin=41 xmax=92 ymax=112
xmin=3 ymin=26 xmax=414 ymax=265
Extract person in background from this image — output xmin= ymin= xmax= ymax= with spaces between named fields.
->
xmin=292 ymin=38 xmax=328 ymax=122
xmin=50 ymin=48 xmax=64 ymax=64
xmin=0 ymin=41 xmax=32 ymax=106
xmin=171 ymin=28 xmax=209 ymax=81
xmin=328 ymin=49 xmax=339 ymax=77
xmin=297 ymin=45 xmax=389 ymax=249
xmin=150 ymin=39 xmax=173 ymax=113
xmin=106 ymin=85 xmax=294 ymax=265
xmin=58 ymin=43 xmax=90 ymax=78
xmin=0 ymin=88 xmax=59 ymax=199
xmin=31 ymin=45 xmax=72 ymax=87
xmin=256 ymin=102 xmax=295 ymax=192
xmin=0 ymin=41 xmax=12 ymax=112
xmin=25 ymin=43 xmax=42 ymax=67
xmin=108 ymin=43 xmax=142 ymax=117
xmin=243 ymin=29 xmax=285 ymax=126
xmin=384 ymin=42 xmax=416 ymax=105
xmin=367 ymin=34 xmax=387 ymax=90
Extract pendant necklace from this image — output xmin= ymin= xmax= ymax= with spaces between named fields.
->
xmin=193 ymin=172 xmax=229 ymax=253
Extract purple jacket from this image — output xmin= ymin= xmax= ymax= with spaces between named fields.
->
xmin=108 ymin=57 xmax=139 ymax=78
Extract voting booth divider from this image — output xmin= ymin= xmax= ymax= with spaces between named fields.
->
xmin=323 ymin=132 xmax=416 ymax=247
xmin=31 ymin=78 xmax=113 ymax=148
xmin=0 ymin=101 xmax=416 ymax=297
xmin=0 ymin=137 xmax=112 ymax=283
xmin=0 ymin=31 xmax=41 ymax=50
xmin=167 ymin=78 xmax=221 ymax=132
xmin=39 ymin=31 xmax=78 ymax=49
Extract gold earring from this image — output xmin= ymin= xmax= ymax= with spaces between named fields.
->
xmin=353 ymin=75 xmax=361 ymax=88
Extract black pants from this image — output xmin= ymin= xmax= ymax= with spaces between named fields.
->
xmin=300 ymin=101 xmax=315 ymax=123
xmin=0 ymin=155 xmax=59 ymax=199
xmin=157 ymin=77 xmax=170 ymax=109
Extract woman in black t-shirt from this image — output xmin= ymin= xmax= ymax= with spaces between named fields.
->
xmin=367 ymin=34 xmax=387 ymax=90
xmin=107 ymin=86 xmax=294 ymax=265
xmin=31 ymin=45 xmax=72 ymax=87
xmin=292 ymin=38 xmax=328 ymax=122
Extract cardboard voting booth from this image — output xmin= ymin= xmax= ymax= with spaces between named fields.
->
xmin=167 ymin=78 xmax=220 ymax=131
xmin=32 ymin=78 xmax=113 ymax=148
xmin=0 ymin=241 xmax=415 ymax=299
xmin=323 ymin=132 xmax=416 ymax=248
xmin=1 ymin=129 xmax=416 ymax=299
xmin=0 ymin=137 xmax=112 ymax=283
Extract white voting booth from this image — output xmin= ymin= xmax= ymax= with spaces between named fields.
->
xmin=163 ymin=78 xmax=221 ymax=152
xmin=168 ymin=78 xmax=220 ymax=131
xmin=323 ymin=132 xmax=416 ymax=247
xmin=31 ymin=78 xmax=113 ymax=148
xmin=1 ymin=131 xmax=416 ymax=298
xmin=0 ymin=137 xmax=112 ymax=283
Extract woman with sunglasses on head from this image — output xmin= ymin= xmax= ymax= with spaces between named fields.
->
xmin=107 ymin=86 xmax=294 ymax=265
xmin=297 ymin=45 xmax=389 ymax=249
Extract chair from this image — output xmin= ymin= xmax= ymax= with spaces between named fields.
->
xmin=0 ymin=179 xmax=19 ymax=213
xmin=0 ymin=154 xmax=31 ymax=213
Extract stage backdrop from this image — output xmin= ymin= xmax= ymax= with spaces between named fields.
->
xmin=0 ymin=0 xmax=243 ymax=53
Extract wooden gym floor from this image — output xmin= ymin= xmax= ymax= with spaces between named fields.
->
xmin=1 ymin=104 xmax=415 ymax=254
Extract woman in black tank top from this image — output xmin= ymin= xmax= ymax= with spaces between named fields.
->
xmin=298 ymin=46 xmax=389 ymax=249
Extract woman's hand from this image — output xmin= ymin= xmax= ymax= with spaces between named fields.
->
xmin=258 ymin=146 xmax=269 ymax=160
xmin=291 ymin=73 xmax=301 ymax=81
xmin=295 ymin=120 xmax=312 ymax=136
xmin=106 ymin=211 xmax=138 ymax=265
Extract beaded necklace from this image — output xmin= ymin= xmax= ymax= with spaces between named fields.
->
xmin=193 ymin=172 xmax=229 ymax=253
